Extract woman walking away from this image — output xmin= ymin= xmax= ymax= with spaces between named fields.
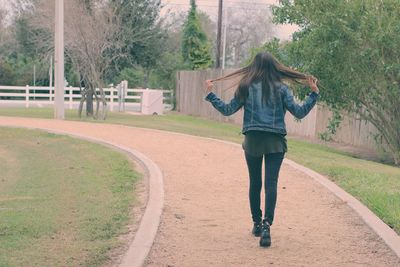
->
xmin=204 ymin=52 xmax=319 ymax=247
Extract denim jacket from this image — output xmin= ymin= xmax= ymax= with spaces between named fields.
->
xmin=205 ymin=82 xmax=319 ymax=135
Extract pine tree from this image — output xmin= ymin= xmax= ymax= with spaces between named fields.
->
xmin=182 ymin=0 xmax=213 ymax=70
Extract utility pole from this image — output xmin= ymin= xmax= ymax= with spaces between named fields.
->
xmin=49 ymin=56 xmax=53 ymax=101
xmin=33 ymin=64 xmax=36 ymax=100
xmin=54 ymin=0 xmax=65 ymax=119
xmin=33 ymin=65 xmax=36 ymax=86
xmin=222 ymin=7 xmax=228 ymax=69
xmin=215 ymin=0 xmax=223 ymax=69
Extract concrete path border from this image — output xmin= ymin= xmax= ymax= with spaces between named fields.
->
xmin=0 ymin=125 xmax=164 ymax=267
xmin=283 ymin=158 xmax=400 ymax=258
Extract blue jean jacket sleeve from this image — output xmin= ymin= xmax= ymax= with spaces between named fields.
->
xmin=205 ymin=92 xmax=243 ymax=116
xmin=283 ymin=86 xmax=319 ymax=119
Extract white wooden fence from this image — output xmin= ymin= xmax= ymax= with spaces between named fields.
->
xmin=0 ymin=83 xmax=173 ymax=112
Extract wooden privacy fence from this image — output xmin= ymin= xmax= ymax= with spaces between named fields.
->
xmin=0 ymin=81 xmax=173 ymax=112
xmin=176 ymin=70 xmax=381 ymax=151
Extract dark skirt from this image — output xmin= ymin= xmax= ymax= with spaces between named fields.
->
xmin=242 ymin=130 xmax=287 ymax=157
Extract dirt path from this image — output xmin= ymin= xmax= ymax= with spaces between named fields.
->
xmin=1 ymin=117 xmax=399 ymax=267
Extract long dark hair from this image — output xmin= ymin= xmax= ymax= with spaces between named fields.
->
xmin=211 ymin=52 xmax=310 ymax=103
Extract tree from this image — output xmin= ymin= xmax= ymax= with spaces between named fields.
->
xmin=108 ymin=0 xmax=165 ymax=87
xmin=0 ymin=8 xmax=6 ymax=50
xmin=151 ymin=12 xmax=187 ymax=90
xmin=0 ymin=5 xmax=50 ymax=86
xmin=27 ymin=0 xmax=122 ymax=118
xmin=182 ymin=0 xmax=213 ymax=70
xmin=0 ymin=8 xmax=14 ymax=84
xmin=2 ymin=0 xmax=179 ymax=108
xmin=197 ymin=10 xmax=217 ymax=58
xmin=65 ymin=0 xmax=121 ymax=119
xmin=29 ymin=0 xmax=126 ymax=119
xmin=113 ymin=9 xmax=186 ymax=100
xmin=224 ymin=4 xmax=274 ymax=67
xmin=22 ymin=0 xmax=168 ymax=119
xmin=272 ymin=0 xmax=400 ymax=165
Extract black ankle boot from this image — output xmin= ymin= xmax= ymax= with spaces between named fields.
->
xmin=259 ymin=221 xmax=271 ymax=247
xmin=252 ymin=222 xmax=262 ymax=237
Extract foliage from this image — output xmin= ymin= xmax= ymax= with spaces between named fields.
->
xmin=150 ymin=13 xmax=189 ymax=91
xmin=15 ymin=17 xmax=43 ymax=58
xmin=112 ymin=31 xmax=186 ymax=91
xmin=319 ymin=108 xmax=342 ymax=141
xmin=182 ymin=0 xmax=213 ymax=70
xmin=271 ymin=0 xmax=400 ymax=165
xmin=248 ymin=38 xmax=287 ymax=65
xmin=114 ymin=53 xmax=184 ymax=91
xmin=196 ymin=10 xmax=217 ymax=59
xmin=111 ymin=4 xmax=187 ymax=91
xmin=0 ymin=0 xmax=174 ymax=109
xmin=64 ymin=56 xmax=80 ymax=87
xmin=108 ymin=0 xmax=165 ymax=86
xmin=114 ymin=67 xmax=146 ymax=88
xmin=0 ymin=15 xmax=50 ymax=86
xmin=0 ymin=53 xmax=49 ymax=86
xmin=0 ymin=0 xmax=181 ymax=98
xmin=0 ymin=61 xmax=15 ymax=85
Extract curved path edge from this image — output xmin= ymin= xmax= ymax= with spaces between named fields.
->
xmin=0 ymin=124 xmax=164 ymax=267
xmin=283 ymin=158 xmax=400 ymax=258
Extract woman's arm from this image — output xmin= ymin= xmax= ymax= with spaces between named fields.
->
xmin=204 ymin=80 xmax=243 ymax=116
xmin=205 ymin=92 xmax=243 ymax=116
xmin=283 ymin=77 xmax=320 ymax=119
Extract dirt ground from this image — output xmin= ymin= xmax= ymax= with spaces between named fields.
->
xmin=0 ymin=117 xmax=399 ymax=267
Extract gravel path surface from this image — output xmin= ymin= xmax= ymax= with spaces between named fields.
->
xmin=1 ymin=117 xmax=399 ymax=267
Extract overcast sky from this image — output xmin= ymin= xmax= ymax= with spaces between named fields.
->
xmin=0 ymin=0 xmax=10 ymax=10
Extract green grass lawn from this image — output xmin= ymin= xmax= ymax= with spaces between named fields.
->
xmin=0 ymin=127 xmax=141 ymax=266
xmin=1 ymin=107 xmax=399 ymax=235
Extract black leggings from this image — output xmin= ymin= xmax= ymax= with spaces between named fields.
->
xmin=245 ymin=152 xmax=285 ymax=225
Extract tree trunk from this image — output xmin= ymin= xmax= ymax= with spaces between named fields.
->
xmin=392 ymin=151 xmax=400 ymax=166
xmin=78 ymin=95 xmax=86 ymax=118
xmin=86 ymin=89 xmax=94 ymax=116
xmin=144 ymin=69 xmax=151 ymax=88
